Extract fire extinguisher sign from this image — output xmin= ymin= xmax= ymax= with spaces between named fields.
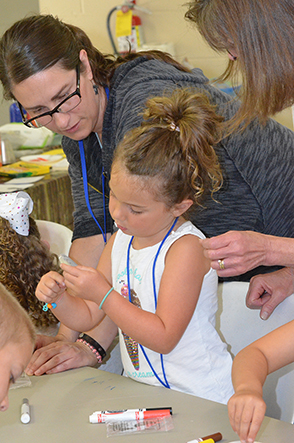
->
xmin=115 ymin=9 xmax=144 ymax=55
xmin=116 ymin=10 xmax=133 ymax=38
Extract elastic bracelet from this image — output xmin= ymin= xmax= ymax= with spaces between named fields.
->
xmin=99 ymin=287 xmax=114 ymax=310
xmin=42 ymin=292 xmax=64 ymax=312
xmin=76 ymin=333 xmax=106 ymax=361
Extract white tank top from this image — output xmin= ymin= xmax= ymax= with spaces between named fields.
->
xmin=111 ymin=221 xmax=233 ymax=404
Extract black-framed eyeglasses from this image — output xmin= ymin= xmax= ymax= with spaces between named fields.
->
xmin=18 ymin=64 xmax=81 ymax=128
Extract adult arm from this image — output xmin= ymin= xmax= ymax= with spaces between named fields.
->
xmin=27 ymin=319 xmax=118 ymax=375
xmin=200 ymin=231 xmax=294 ymax=277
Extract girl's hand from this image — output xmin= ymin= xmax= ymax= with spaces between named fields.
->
xmin=228 ymin=390 xmax=266 ymax=443
xmin=36 ymin=271 xmax=66 ymax=304
xmin=60 ymin=264 xmax=108 ymax=302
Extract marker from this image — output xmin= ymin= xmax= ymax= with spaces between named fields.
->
xmin=188 ymin=440 xmax=214 ymax=443
xmin=89 ymin=407 xmax=172 ymax=423
xmin=187 ymin=432 xmax=223 ymax=443
xmin=20 ymin=398 xmax=30 ymax=424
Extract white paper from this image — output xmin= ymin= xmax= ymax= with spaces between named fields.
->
xmin=7 ymin=176 xmax=45 ymax=184
xmin=0 ymin=183 xmax=34 ymax=192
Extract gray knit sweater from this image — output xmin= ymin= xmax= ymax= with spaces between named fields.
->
xmin=63 ymin=57 xmax=294 ymax=279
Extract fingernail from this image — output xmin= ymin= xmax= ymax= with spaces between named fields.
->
xmin=260 ymin=311 xmax=269 ymax=320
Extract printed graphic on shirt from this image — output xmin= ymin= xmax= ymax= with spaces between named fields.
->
xmin=120 ymin=281 xmax=142 ymax=370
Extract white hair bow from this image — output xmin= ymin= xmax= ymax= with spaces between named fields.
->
xmin=0 ymin=191 xmax=33 ymax=236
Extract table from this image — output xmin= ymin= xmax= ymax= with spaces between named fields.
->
xmin=2 ymin=368 xmax=294 ymax=443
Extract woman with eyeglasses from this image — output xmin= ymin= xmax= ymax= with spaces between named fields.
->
xmin=1 ymin=13 xmax=294 ymax=376
xmin=186 ymin=0 xmax=294 ymax=321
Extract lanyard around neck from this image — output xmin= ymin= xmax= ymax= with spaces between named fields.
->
xmin=77 ymin=86 xmax=110 ymax=244
xmin=126 ymin=217 xmax=178 ymax=389
xmin=78 ymin=137 xmax=107 ymax=244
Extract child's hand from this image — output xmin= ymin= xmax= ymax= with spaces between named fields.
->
xmin=60 ymin=264 xmax=107 ymax=302
xmin=228 ymin=390 xmax=266 ymax=443
xmin=36 ymin=271 xmax=66 ymax=304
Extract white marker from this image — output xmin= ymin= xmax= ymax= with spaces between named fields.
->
xmin=20 ymin=398 xmax=30 ymax=424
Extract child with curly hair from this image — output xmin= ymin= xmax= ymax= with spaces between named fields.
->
xmin=0 ymin=192 xmax=60 ymax=331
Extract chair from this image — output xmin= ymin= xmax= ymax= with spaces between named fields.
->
xmin=36 ymin=219 xmax=73 ymax=256
xmin=216 ymin=281 xmax=294 ymax=423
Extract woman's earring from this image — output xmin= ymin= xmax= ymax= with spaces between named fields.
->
xmin=93 ymin=84 xmax=99 ymax=95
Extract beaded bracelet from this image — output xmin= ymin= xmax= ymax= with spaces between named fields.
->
xmin=76 ymin=333 xmax=106 ymax=361
xmin=76 ymin=339 xmax=103 ymax=363
xmin=42 ymin=292 xmax=64 ymax=312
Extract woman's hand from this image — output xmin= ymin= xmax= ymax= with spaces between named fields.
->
xmin=26 ymin=336 xmax=98 ymax=375
xmin=246 ymin=268 xmax=294 ymax=320
xmin=228 ymin=390 xmax=266 ymax=443
xmin=200 ymin=231 xmax=269 ymax=276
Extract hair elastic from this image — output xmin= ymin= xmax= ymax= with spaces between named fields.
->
xmin=99 ymin=287 xmax=114 ymax=310
xmin=170 ymin=122 xmax=180 ymax=132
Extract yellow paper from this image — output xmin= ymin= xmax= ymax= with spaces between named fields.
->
xmin=0 ymin=161 xmax=50 ymax=177
xmin=115 ymin=10 xmax=132 ymax=37
xmin=44 ymin=148 xmax=65 ymax=157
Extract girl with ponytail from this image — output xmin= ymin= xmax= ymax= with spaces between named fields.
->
xmin=36 ymin=88 xmax=233 ymax=403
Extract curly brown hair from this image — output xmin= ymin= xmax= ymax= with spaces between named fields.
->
xmin=0 ymin=217 xmax=61 ymax=328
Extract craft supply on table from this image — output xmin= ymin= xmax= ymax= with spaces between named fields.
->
xmin=89 ymin=407 xmax=172 ymax=423
xmin=20 ymin=398 xmax=30 ymax=424
xmin=0 ymin=161 xmax=50 ymax=177
xmin=187 ymin=432 xmax=223 ymax=443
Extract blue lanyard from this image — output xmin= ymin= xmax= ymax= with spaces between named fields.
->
xmin=77 ymin=86 xmax=110 ymax=244
xmin=126 ymin=217 xmax=178 ymax=389
xmin=78 ymin=138 xmax=107 ymax=244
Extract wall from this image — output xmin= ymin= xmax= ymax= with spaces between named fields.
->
xmin=0 ymin=0 xmax=292 ymax=129
xmin=37 ymin=0 xmax=294 ymax=130
xmin=0 ymin=0 xmax=40 ymax=124
xmin=38 ymin=0 xmax=227 ymax=75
